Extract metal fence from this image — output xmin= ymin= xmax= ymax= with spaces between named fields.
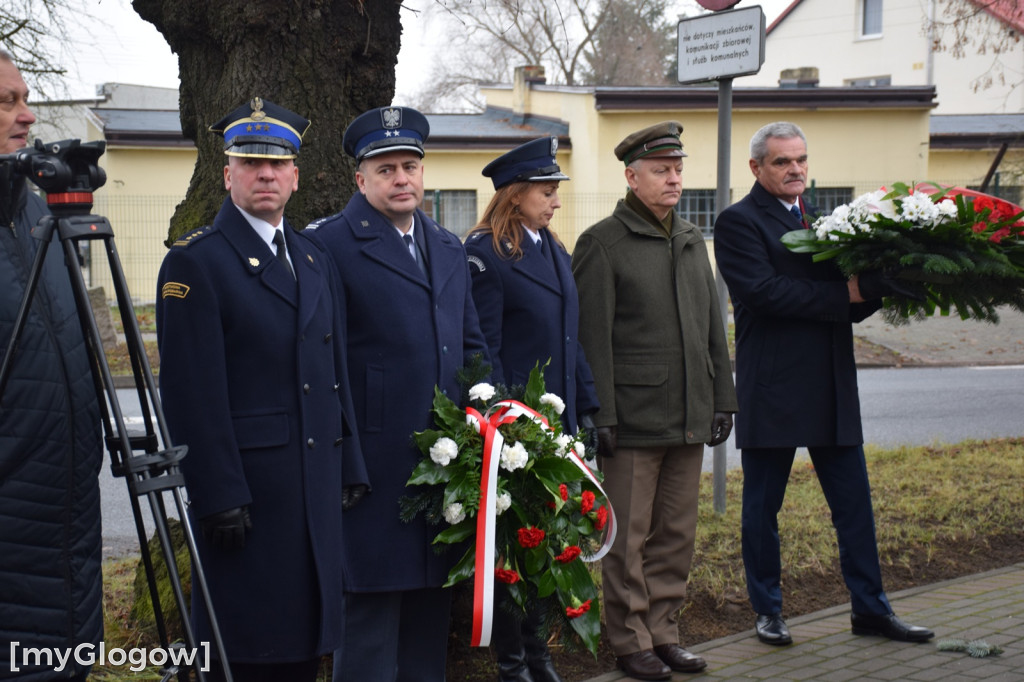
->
xmin=86 ymin=179 xmax=1022 ymax=304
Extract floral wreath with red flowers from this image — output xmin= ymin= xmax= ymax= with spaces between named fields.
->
xmin=400 ymin=361 xmax=614 ymax=656
xmin=782 ymin=183 xmax=1024 ymax=324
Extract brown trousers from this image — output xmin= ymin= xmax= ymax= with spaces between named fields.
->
xmin=600 ymin=444 xmax=704 ymax=655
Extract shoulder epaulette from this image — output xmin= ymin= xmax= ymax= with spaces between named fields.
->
xmin=171 ymin=225 xmax=213 ymax=248
xmin=305 ymin=212 xmax=342 ymax=231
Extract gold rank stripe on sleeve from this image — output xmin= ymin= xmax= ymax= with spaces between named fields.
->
xmin=161 ymin=282 xmax=190 ymax=299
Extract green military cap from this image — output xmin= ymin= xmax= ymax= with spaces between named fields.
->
xmin=614 ymin=121 xmax=687 ymax=165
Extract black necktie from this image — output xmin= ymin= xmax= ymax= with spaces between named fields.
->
xmin=790 ymin=204 xmax=803 ymax=226
xmin=404 ymin=233 xmax=426 ymax=276
xmin=272 ymin=230 xmax=294 ymax=279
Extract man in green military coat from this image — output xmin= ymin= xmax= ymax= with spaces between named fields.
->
xmin=571 ymin=121 xmax=738 ymax=681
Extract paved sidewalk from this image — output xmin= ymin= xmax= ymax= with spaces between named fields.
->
xmin=585 ymin=563 xmax=1024 ymax=681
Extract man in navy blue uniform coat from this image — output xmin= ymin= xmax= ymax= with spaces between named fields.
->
xmin=309 ymin=106 xmax=489 ymax=682
xmin=713 ymin=121 xmax=933 ymax=649
xmin=156 ymin=98 xmax=366 ymax=682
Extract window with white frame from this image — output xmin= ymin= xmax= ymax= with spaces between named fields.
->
xmin=421 ymin=190 xmax=477 ymax=237
xmin=861 ymin=0 xmax=882 ymax=36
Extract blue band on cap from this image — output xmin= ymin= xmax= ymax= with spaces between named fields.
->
xmin=224 ymin=117 xmax=303 ymax=153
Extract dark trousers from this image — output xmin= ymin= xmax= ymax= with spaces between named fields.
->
xmin=741 ymin=445 xmax=893 ymax=617
xmin=333 ymin=587 xmax=451 ymax=682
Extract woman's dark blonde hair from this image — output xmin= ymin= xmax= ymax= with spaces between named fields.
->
xmin=467 ymin=180 xmax=565 ymax=260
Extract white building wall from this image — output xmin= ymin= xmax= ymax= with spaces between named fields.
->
xmin=739 ymin=0 xmax=1023 ymax=114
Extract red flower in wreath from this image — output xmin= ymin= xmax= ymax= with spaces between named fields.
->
xmin=516 ymin=526 xmax=546 ymax=549
xmin=555 ymin=545 xmax=581 ymax=564
xmin=594 ymin=505 xmax=608 ymax=531
xmin=566 ymin=599 xmax=592 ymax=619
xmin=559 ymin=483 xmax=568 ymax=501
xmin=495 ymin=567 xmax=521 ymax=584
xmin=580 ymin=490 xmax=595 ymax=514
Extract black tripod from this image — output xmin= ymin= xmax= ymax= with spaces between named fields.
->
xmin=0 ymin=142 xmax=231 ymax=682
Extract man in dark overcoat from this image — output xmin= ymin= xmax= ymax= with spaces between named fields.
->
xmin=308 ymin=106 xmax=489 ymax=682
xmin=572 ymin=121 xmax=737 ymax=681
xmin=0 ymin=50 xmax=103 ymax=682
xmin=156 ymin=97 xmax=366 ymax=682
xmin=713 ymin=120 xmax=934 ymax=647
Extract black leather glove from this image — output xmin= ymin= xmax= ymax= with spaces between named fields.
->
xmin=577 ymin=413 xmax=599 ymax=458
xmin=858 ymin=269 xmax=927 ymax=301
xmin=200 ymin=506 xmax=251 ymax=550
xmin=596 ymin=426 xmax=617 ymax=459
xmin=708 ymin=412 xmax=734 ymax=446
xmin=342 ymin=484 xmax=369 ymax=510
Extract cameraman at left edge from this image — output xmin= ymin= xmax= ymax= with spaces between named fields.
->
xmin=0 ymin=50 xmax=104 ymax=682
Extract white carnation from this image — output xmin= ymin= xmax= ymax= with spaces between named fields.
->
xmin=500 ymin=441 xmax=529 ymax=472
xmin=468 ymin=383 xmax=496 ymax=402
xmin=553 ymin=433 xmax=573 ymax=457
xmin=539 ymin=392 xmax=565 ymax=415
xmin=443 ymin=502 xmax=466 ymax=525
xmin=495 ymin=491 xmax=511 ymax=515
xmin=429 ymin=437 xmax=458 ymax=466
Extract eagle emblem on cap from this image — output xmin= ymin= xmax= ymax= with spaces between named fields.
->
xmin=550 ymin=137 xmax=558 ymax=155
xmin=250 ymin=97 xmax=266 ymax=121
xmin=382 ymin=107 xmax=402 ymax=129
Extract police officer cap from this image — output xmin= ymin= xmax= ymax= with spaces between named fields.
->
xmin=614 ymin=121 xmax=687 ymax=165
xmin=210 ymin=97 xmax=310 ymax=159
xmin=343 ymin=106 xmax=429 ymax=162
xmin=481 ymin=137 xmax=570 ymax=190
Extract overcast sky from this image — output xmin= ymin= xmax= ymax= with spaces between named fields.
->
xmin=57 ymin=0 xmax=791 ymax=102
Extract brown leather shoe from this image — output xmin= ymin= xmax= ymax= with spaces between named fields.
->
xmin=615 ymin=650 xmax=671 ymax=681
xmin=653 ymin=643 xmax=707 ymax=673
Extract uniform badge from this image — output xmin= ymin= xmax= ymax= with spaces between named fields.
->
xmin=381 ymin=107 xmax=402 ymax=129
xmin=249 ymin=257 xmax=260 ymax=267
xmin=550 ymin=137 xmax=558 ymax=156
xmin=250 ymin=97 xmax=266 ymax=121
xmin=468 ymin=255 xmax=486 ymax=272
xmin=161 ymin=282 xmax=190 ymax=299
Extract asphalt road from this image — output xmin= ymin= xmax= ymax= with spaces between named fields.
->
xmin=100 ymin=359 xmax=1024 ymax=557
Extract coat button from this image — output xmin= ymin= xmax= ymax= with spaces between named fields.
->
xmin=333 ymin=383 xmax=340 ymax=391
xmin=324 ymin=333 xmax=332 ymax=343
xmin=687 ymin=431 xmax=694 ymax=439
xmin=442 ymin=345 xmax=448 ymax=354
xmin=334 ymin=437 xmax=344 ymax=446
xmin=307 ymin=438 xmax=316 ymax=448
xmin=303 ymin=383 xmax=311 ymax=394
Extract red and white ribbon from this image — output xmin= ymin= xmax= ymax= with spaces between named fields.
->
xmin=465 ymin=400 xmax=616 ymax=647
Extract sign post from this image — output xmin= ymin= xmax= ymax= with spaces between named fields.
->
xmin=678 ymin=5 xmax=765 ymax=514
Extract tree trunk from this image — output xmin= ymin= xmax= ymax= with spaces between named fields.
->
xmin=131 ymin=0 xmax=403 ymax=243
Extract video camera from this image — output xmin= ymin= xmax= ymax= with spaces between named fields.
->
xmin=0 ymin=138 xmax=107 ymax=215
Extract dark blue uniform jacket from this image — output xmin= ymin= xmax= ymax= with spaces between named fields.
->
xmin=310 ymin=192 xmax=489 ymax=593
xmin=156 ymin=197 xmax=366 ymax=662
xmin=465 ymin=227 xmax=598 ymax=432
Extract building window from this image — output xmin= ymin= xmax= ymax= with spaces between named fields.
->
xmin=805 ymin=187 xmax=854 ymax=216
xmin=422 ymin=190 xmax=477 ymax=237
xmin=861 ymin=0 xmax=882 ymax=36
xmin=675 ymin=189 xmax=716 ymax=237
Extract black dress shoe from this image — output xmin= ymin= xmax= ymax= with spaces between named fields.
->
xmin=653 ymin=643 xmax=707 ymax=673
xmin=755 ymin=613 xmax=792 ymax=645
xmin=851 ymin=612 xmax=934 ymax=642
xmin=615 ymin=650 xmax=671 ymax=681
